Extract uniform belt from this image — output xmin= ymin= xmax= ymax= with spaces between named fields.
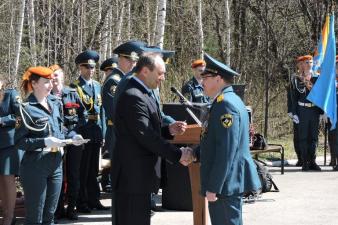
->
xmin=88 ymin=115 xmax=100 ymax=121
xmin=298 ymin=101 xmax=314 ymax=107
xmin=35 ymin=147 xmax=64 ymax=154
xmin=107 ymin=119 xmax=114 ymax=126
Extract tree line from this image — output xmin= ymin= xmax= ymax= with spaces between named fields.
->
xmin=0 ymin=0 xmax=335 ymax=138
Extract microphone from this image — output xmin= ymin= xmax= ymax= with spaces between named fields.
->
xmin=170 ymin=87 xmax=193 ymax=107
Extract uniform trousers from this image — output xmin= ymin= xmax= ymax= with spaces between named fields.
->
xmin=293 ymin=123 xmax=301 ymax=161
xmin=57 ymin=145 xmax=84 ymax=210
xmin=297 ymin=106 xmax=320 ymax=163
xmin=208 ymin=195 xmax=243 ymax=225
xmin=116 ymin=192 xmax=151 ymax=225
xmin=78 ymin=142 xmax=100 ymax=207
xmin=20 ymin=151 xmax=62 ymax=225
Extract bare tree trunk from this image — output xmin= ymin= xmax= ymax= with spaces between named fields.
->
xmin=154 ymin=0 xmax=167 ymax=48
xmin=126 ymin=0 xmax=131 ymax=40
xmin=87 ymin=0 xmax=114 ymax=49
xmin=197 ymin=0 xmax=204 ymax=58
xmin=146 ymin=0 xmax=151 ymax=44
xmin=8 ymin=1 xmax=14 ymax=80
xmin=12 ymin=0 xmax=26 ymax=83
xmin=224 ymin=0 xmax=231 ymax=65
xmin=27 ymin=0 xmax=37 ymax=66
xmin=47 ymin=0 xmax=51 ymax=65
xmin=107 ymin=8 xmax=113 ymax=56
xmin=263 ymin=0 xmax=269 ymax=138
xmin=115 ymin=1 xmax=125 ymax=45
xmin=151 ymin=0 xmax=159 ymax=45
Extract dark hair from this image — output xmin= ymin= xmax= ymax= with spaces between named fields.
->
xmin=134 ymin=52 xmax=163 ymax=73
xmin=221 ymin=75 xmax=234 ymax=84
xmin=21 ymin=73 xmax=41 ymax=96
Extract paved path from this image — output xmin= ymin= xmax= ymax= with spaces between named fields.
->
xmin=8 ymin=162 xmax=338 ymax=225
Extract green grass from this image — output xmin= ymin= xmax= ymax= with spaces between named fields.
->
xmin=262 ymin=133 xmax=331 ymax=161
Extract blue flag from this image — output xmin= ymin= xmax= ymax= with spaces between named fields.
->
xmin=307 ymin=14 xmax=337 ymax=130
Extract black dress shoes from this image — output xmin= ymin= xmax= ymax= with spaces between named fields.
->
xmin=89 ymin=202 xmax=110 ymax=210
xmin=77 ymin=205 xmax=92 ymax=213
xmin=67 ymin=206 xmax=78 ymax=220
xmin=309 ymin=162 xmax=321 ymax=171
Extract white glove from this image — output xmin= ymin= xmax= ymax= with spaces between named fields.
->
xmin=287 ymin=112 xmax=293 ymax=119
xmin=72 ymin=134 xmax=84 ymax=146
xmin=320 ymin=114 xmax=328 ymax=123
xmin=44 ymin=137 xmax=66 ymax=148
xmin=292 ymin=115 xmax=299 ymax=124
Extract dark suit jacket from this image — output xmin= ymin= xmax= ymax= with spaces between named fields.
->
xmin=111 ymin=77 xmax=182 ymax=194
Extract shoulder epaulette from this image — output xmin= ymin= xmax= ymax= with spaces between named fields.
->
xmin=216 ymin=94 xmax=224 ymax=103
xmin=72 ymin=80 xmax=80 ymax=86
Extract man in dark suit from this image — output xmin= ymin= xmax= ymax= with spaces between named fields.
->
xmin=111 ymin=52 xmax=190 ymax=225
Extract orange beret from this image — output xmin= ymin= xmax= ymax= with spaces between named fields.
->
xmin=191 ymin=59 xmax=206 ymax=68
xmin=22 ymin=66 xmax=54 ymax=81
xmin=49 ymin=64 xmax=62 ymax=72
xmin=296 ymin=55 xmax=313 ymax=62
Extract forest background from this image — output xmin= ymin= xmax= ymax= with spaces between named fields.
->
xmin=0 ymin=0 xmax=336 ymax=142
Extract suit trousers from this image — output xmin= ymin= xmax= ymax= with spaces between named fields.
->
xmin=208 ymin=195 xmax=243 ymax=225
xmin=20 ymin=152 xmax=62 ymax=225
xmin=78 ymin=142 xmax=100 ymax=206
xmin=116 ymin=192 xmax=151 ymax=225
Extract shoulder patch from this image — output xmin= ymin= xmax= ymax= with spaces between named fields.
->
xmin=216 ymin=94 xmax=224 ymax=103
xmin=220 ymin=113 xmax=233 ymax=128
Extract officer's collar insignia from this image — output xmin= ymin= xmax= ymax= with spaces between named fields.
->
xmin=112 ymin=63 xmax=117 ymax=68
xmin=220 ymin=114 xmax=233 ymax=128
xmin=112 ymin=74 xmax=121 ymax=82
xmin=15 ymin=116 xmax=22 ymax=129
xmin=216 ymin=94 xmax=224 ymax=103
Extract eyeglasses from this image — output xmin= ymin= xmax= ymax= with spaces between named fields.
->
xmin=201 ymin=75 xmax=216 ymax=80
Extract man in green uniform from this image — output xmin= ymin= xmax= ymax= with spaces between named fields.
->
xmin=195 ymin=53 xmax=261 ymax=225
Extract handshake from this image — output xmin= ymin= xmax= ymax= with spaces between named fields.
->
xmin=179 ymin=147 xmax=195 ymax=166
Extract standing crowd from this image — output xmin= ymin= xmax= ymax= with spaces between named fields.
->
xmin=0 ymin=40 xmax=262 ymax=225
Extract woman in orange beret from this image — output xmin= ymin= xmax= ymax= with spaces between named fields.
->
xmin=15 ymin=67 xmax=68 ymax=225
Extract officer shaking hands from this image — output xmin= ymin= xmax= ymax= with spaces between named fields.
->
xmin=192 ymin=54 xmax=261 ymax=225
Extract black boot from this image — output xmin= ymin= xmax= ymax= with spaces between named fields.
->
xmin=295 ymin=160 xmax=303 ymax=167
xmin=302 ymin=162 xmax=309 ymax=171
xmin=309 ymin=161 xmax=321 ymax=171
xmin=67 ymin=206 xmax=78 ymax=220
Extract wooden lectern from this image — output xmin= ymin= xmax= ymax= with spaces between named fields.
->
xmin=171 ymin=124 xmax=208 ymax=225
